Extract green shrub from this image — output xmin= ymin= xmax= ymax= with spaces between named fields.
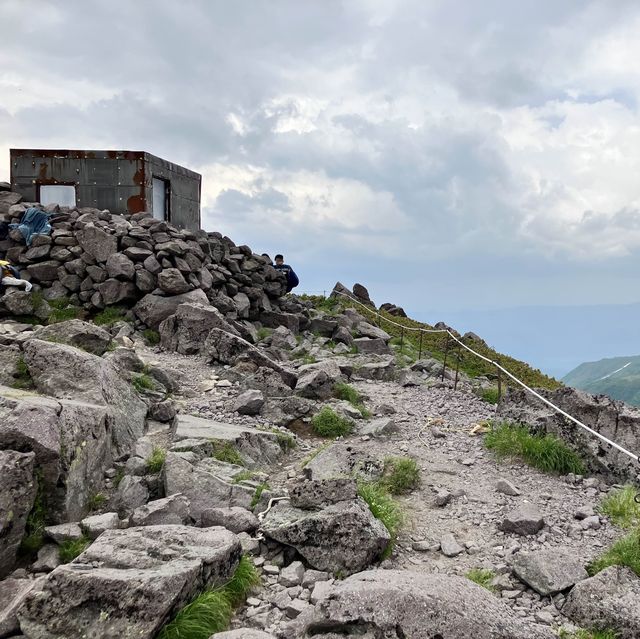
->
xmin=132 ymin=373 xmax=154 ymax=393
xmin=142 ymin=328 xmax=160 ymax=345
xmin=334 ymin=382 xmax=371 ymax=417
xmin=232 ymin=470 xmax=256 ymax=484
xmin=588 ymin=528 xmax=640 ymax=577
xmin=94 ymin=306 xmax=127 ymax=326
xmin=113 ymin=467 xmax=125 ymax=488
xmin=311 ymin=407 xmax=353 ymax=438
xmin=12 ymin=355 xmax=34 ymax=390
xmin=357 ymin=481 xmax=403 ymax=559
xmin=158 ymin=555 xmax=260 ymax=639
xmin=276 ymin=432 xmax=296 ymax=452
xmin=381 ymin=457 xmax=420 ymax=494
xmin=485 ymin=422 xmax=585 ymax=475
xmin=147 ymin=447 xmax=167 ymax=473
xmin=250 ymin=482 xmax=270 ymax=509
xmin=19 ymin=471 xmax=46 ymax=555
xmin=211 ymin=441 xmax=244 ymax=466
xmin=256 ymin=327 xmax=273 ymax=341
xmin=599 ymin=486 xmax=640 ymax=528
xmin=59 ymin=536 xmax=91 ymax=563
xmin=465 ymin=568 xmax=496 ymax=592
xmin=478 ymin=387 xmax=500 ymax=404
xmin=87 ymin=492 xmax=107 ymax=512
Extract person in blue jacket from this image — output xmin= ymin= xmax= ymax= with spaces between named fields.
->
xmin=274 ymin=254 xmax=299 ymax=293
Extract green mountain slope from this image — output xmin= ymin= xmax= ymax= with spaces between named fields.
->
xmin=562 ymin=355 xmax=640 ymax=407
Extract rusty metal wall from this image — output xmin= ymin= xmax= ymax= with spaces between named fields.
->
xmin=9 ymin=149 xmax=201 ymax=231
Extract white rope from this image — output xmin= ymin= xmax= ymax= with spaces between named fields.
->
xmin=330 ymin=290 xmax=639 ymax=464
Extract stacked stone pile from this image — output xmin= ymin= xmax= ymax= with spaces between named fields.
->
xmin=0 ymin=190 xmax=289 ymax=324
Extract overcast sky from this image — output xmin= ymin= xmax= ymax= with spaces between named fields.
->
xmin=2 ymin=0 xmax=640 ymax=317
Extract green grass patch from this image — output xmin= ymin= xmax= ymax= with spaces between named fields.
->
xmin=311 ymin=407 xmax=354 ymax=438
xmin=48 ymin=304 xmax=82 ymax=324
xmin=256 ymin=327 xmax=273 ymax=341
xmin=158 ymin=555 xmax=260 ymax=639
xmin=276 ymin=432 xmax=296 ymax=452
xmin=142 ymin=328 xmax=160 ymax=345
xmin=333 ymin=382 xmax=371 ymax=417
xmin=465 ymin=568 xmax=496 ymax=592
xmin=250 ymin=482 xmax=270 ymax=509
xmin=132 ymin=373 xmax=155 ymax=393
xmin=381 ymin=457 xmax=420 ymax=494
xmin=559 ymin=629 xmax=620 ymax=639
xmin=588 ymin=528 xmax=640 ymax=577
xmin=357 ymin=481 xmax=403 ymax=559
xmin=147 ymin=447 xmax=167 ymax=474
xmin=12 ymin=355 xmax=35 ymax=390
xmin=58 ymin=536 xmax=91 ymax=563
xmin=478 ymin=387 xmax=500 ymax=404
xmin=93 ymin=306 xmax=127 ymax=326
xmin=485 ymin=422 xmax=585 ymax=475
xmin=294 ymin=352 xmax=317 ymax=364
xmin=113 ymin=467 xmax=125 ymax=488
xmin=232 ymin=470 xmax=256 ymax=484
xmin=19 ymin=470 xmax=46 ymax=556
xmin=87 ymin=492 xmax=107 ymax=512
xmin=599 ymin=486 xmax=640 ymax=528
xmin=298 ymin=294 xmax=343 ymax=314
xmin=211 ymin=441 xmax=244 ymax=466
xmin=46 ymin=297 xmax=71 ymax=310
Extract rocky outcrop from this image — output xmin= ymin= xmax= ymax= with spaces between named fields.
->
xmin=289 ymin=570 xmax=555 ymax=639
xmin=18 ymin=525 xmax=241 ymax=639
xmin=303 ymin=442 xmax=384 ymax=482
xmin=32 ymin=320 xmax=112 ymax=355
xmin=498 ymin=386 xmax=640 ymax=481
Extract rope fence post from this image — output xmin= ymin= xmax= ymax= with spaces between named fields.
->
xmin=441 ymin=335 xmax=450 ymax=382
xmin=418 ymin=330 xmax=423 ymax=360
xmin=497 ymin=358 xmax=502 ymax=401
xmin=454 ymin=346 xmax=461 ymax=391
xmin=400 ymin=326 xmax=404 ymax=352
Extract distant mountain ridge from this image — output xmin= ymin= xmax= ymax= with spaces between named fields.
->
xmin=562 ymin=355 xmax=640 ymax=407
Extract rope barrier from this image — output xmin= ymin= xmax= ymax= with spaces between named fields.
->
xmin=329 ymin=290 xmax=640 ymax=464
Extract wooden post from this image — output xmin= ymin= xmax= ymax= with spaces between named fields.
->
xmin=454 ymin=347 xmax=461 ymax=390
xmin=497 ymin=359 xmax=502 ymax=401
xmin=400 ymin=326 xmax=404 ymax=352
xmin=418 ymin=330 xmax=423 ymax=360
xmin=441 ymin=336 xmax=450 ymax=381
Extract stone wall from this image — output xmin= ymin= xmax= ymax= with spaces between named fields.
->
xmin=0 ymin=190 xmax=288 ymax=325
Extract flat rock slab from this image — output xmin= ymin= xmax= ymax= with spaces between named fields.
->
xmin=304 ymin=442 xmax=384 ymax=482
xmin=512 ymin=549 xmax=588 ymax=596
xmin=289 ymin=478 xmax=358 ymax=509
xmin=563 ymin=566 xmax=640 ymax=639
xmin=18 ymin=525 xmax=241 ymax=639
xmin=261 ymin=499 xmax=390 ymax=575
xmin=174 ymin=414 xmax=283 ymax=468
xmin=0 ymin=577 xmax=45 ymax=637
xmin=289 ymin=570 xmax=555 ymax=639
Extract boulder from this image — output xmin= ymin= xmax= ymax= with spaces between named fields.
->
xmin=76 ymin=224 xmax=118 ymax=262
xmin=80 ymin=512 xmax=120 ymax=539
xmin=158 ymin=268 xmax=190 ymax=294
xmin=261 ymin=499 xmax=390 ymax=575
xmin=44 ymin=522 xmax=83 ymax=543
xmin=233 ymin=389 xmax=265 ymax=415
xmin=32 ymin=319 xmax=112 ymax=355
xmin=159 ymin=302 xmax=239 ymax=355
xmin=360 ymin=417 xmax=396 ymax=437
xmin=0 ymin=450 xmax=37 ymax=578
xmin=295 ymin=360 xmax=342 ymax=400
xmin=242 ymin=367 xmax=294 ymax=398
xmin=260 ymin=311 xmax=300 ymax=333
xmin=353 ymin=337 xmax=392 ymax=355
xmin=289 ymin=479 xmax=357 ymax=509
xmin=355 ymin=321 xmax=391 ymax=342
xmin=32 ymin=543 xmax=62 ymax=573
xmin=332 ymin=326 xmax=355 ymax=347
xmin=304 ymin=442 xmax=384 ymax=482
xmin=562 ymin=566 xmax=640 ymax=639
xmin=115 ymin=475 xmax=149 ymax=515
xmin=106 ymin=253 xmax=135 ymax=280
xmin=289 ymin=570 xmax=555 ymax=639
xmin=355 ymin=357 xmax=396 ymax=381
xmin=271 ymin=325 xmax=298 ymax=350
xmin=129 ymin=494 xmax=190 ymax=527
xmin=201 ymin=506 xmax=259 ymax=533
xmin=308 ymin=318 xmax=338 ymax=337
xmin=499 ymin=503 xmax=545 ymax=536
xmin=133 ymin=288 xmax=209 ymax=329
xmin=22 ymin=339 xmax=147 ymax=457
xmin=511 ymin=549 xmax=588 ymax=596
xmin=18 ymin=525 xmax=241 ymax=639
xmin=0 ymin=577 xmax=45 ymax=637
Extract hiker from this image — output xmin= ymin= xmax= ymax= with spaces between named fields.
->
xmin=0 ymin=260 xmax=32 ymax=292
xmin=274 ymin=254 xmax=299 ymax=293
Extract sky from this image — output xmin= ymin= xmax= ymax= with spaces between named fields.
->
xmin=2 ymin=0 xmax=640 ymax=373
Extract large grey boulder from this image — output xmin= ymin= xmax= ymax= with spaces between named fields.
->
xmin=295 ymin=361 xmax=342 ymax=400
xmin=133 ymin=288 xmax=209 ymax=329
xmin=499 ymin=503 xmax=545 ymax=536
xmin=271 ymin=325 xmax=298 ymax=350
xmin=159 ymin=302 xmax=239 ymax=355
xmin=289 ymin=478 xmax=358 ymax=509
xmin=129 ymin=494 xmax=190 ymax=526
xmin=32 ymin=319 xmax=112 ymax=355
xmin=353 ymin=337 xmax=392 ymax=355
xmin=158 ymin=268 xmax=191 ymax=295
xmin=76 ymin=224 xmax=118 ymax=262
xmin=355 ymin=357 xmax=396 ymax=381
xmin=0 ymin=577 xmax=45 ymax=637
xmin=511 ymin=549 xmax=588 ymax=595
xmin=201 ymin=506 xmax=259 ymax=533
xmin=289 ymin=570 xmax=555 ymax=639
xmin=355 ymin=321 xmax=391 ymax=342
xmin=106 ymin=253 xmax=135 ymax=280
xmin=18 ymin=525 xmax=241 ymax=639
xmin=22 ymin=339 xmax=147 ymax=457
xmin=304 ymin=442 xmax=384 ymax=482
xmin=205 ymin=328 xmax=297 ymax=388
xmin=0 ymin=450 xmax=37 ymax=578
xmin=563 ymin=566 xmax=640 ymax=639
xmin=261 ymin=499 xmax=390 ymax=575
xmin=233 ymin=389 xmax=265 ymax=415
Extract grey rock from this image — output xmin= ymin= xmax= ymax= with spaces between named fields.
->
xmin=563 ymin=567 xmax=640 ymax=639
xmin=201 ymin=507 xmax=259 ymax=533
xmin=31 ymin=544 xmax=61 ymax=573
xmin=33 ymin=319 xmax=112 ymax=355
xmin=574 ymin=505 xmax=595 ymax=520
xmin=295 ymin=361 xmax=342 ymax=400
xmin=261 ymin=499 xmax=390 ymax=575
xmin=581 ymin=515 xmax=602 ymax=530
xmin=353 ymin=337 xmax=392 ymax=355
xmin=496 ymin=478 xmax=521 ymax=496
xmin=143 ymin=254 xmax=162 ymax=274
xmin=106 ymin=253 xmax=135 ymax=280
xmin=17 ymin=525 xmax=241 ymax=639
xmin=233 ymin=292 xmax=251 ymax=319
xmin=271 ymin=325 xmax=298 ymax=350
xmin=434 ymin=490 xmax=453 ymax=507
xmin=302 ymin=569 xmax=330 ymax=588
xmin=290 ymin=570 xmax=554 ymax=639
xmin=133 ymin=288 xmax=209 ymax=329
xmin=355 ymin=321 xmax=391 ymax=342
xmin=115 ymin=475 xmax=149 ymax=515
xmin=233 ymin=389 xmax=265 ymax=415
xmin=80 ymin=512 xmax=120 ymax=539
xmin=310 ymin=579 xmax=333 ymax=604
xmin=512 ymin=549 xmax=588 ymax=595
xmin=0 ymin=450 xmax=37 ymax=578
xmin=360 ymin=417 xmax=396 ymax=437
xmin=500 ymin=503 xmax=545 ymax=536
xmin=44 ymin=522 xmax=83 ymax=543
xmin=158 ymin=268 xmax=190 ymax=294
xmin=129 ymin=494 xmax=190 ymax=526
xmin=0 ymin=577 xmax=45 ymax=637
xmin=280 ymin=561 xmax=306 ymax=587
xmin=213 ymin=631 xmax=275 ymax=639
xmin=332 ymin=326 xmax=355 ymax=347
xmin=356 ymin=357 xmax=396 ymax=381
xmin=440 ymin=532 xmax=464 ymax=557
xmin=149 ymin=399 xmax=177 ymax=422
xmin=76 ymin=224 xmax=118 ymax=262
xmin=289 ymin=478 xmax=358 ymax=509
xmin=285 ymin=598 xmax=310 ymax=619
xmin=304 ymin=442 xmax=384 ymax=482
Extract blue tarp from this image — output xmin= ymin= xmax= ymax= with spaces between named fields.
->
xmin=9 ymin=207 xmax=52 ymax=246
